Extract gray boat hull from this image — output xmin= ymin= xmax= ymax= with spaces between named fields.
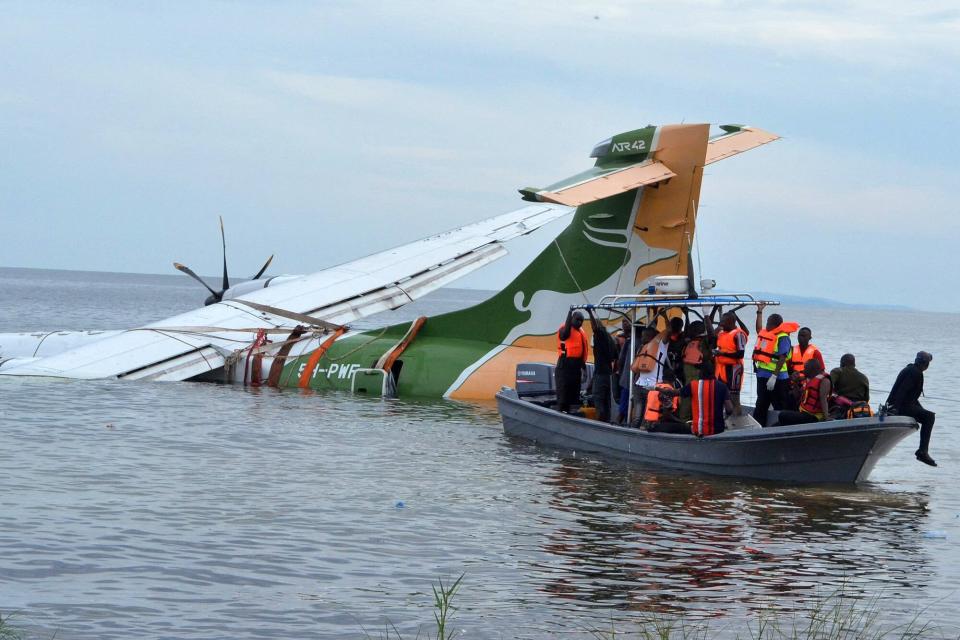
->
xmin=497 ymin=389 xmax=917 ymax=484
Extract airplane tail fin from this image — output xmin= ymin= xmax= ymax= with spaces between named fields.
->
xmin=425 ymin=124 xmax=778 ymax=345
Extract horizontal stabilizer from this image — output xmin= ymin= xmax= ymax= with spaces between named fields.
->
xmin=705 ymin=126 xmax=780 ymax=165
xmin=531 ymin=161 xmax=676 ymax=207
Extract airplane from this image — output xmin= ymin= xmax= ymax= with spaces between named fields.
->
xmin=0 ymin=123 xmax=778 ymax=400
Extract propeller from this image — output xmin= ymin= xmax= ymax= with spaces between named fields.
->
xmin=174 ymin=216 xmax=275 ymax=306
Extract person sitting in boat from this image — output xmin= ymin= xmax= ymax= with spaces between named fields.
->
xmin=586 ymin=308 xmax=618 ymax=423
xmin=886 ymin=351 xmax=937 ymax=467
xmin=711 ymin=310 xmax=749 ymax=416
xmin=787 ymin=327 xmax=826 ymax=410
xmin=752 ymin=307 xmax=799 ymax=427
xmin=774 ymin=359 xmax=832 ymax=426
xmin=631 ymin=324 xmax=670 ymax=418
xmin=556 ymin=310 xmax=589 ymax=413
xmin=642 ymin=382 xmax=686 ymax=433
xmin=830 ymin=353 xmax=872 ymax=418
xmin=680 ymin=364 xmax=734 ymax=436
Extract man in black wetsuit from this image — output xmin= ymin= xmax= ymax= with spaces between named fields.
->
xmin=587 ymin=309 xmax=618 ymax=422
xmin=887 ymin=351 xmax=937 ymax=467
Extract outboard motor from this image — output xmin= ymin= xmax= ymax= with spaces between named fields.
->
xmin=516 ymin=362 xmax=557 ymax=406
xmin=516 ymin=362 xmax=595 ymax=409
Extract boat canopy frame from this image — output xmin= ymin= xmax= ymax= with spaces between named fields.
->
xmin=567 ymin=293 xmax=780 ymax=424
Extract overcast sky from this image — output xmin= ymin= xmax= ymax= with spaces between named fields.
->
xmin=2 ymin=2 xmax=958 ymax=310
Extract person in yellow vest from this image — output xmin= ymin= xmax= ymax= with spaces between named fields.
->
xmin=711 ymin=310 xmax=749 ymax=416
xmin=787 ymin=327 xmax=826 ymax=410
xmin=775 ymin=359 xmax=832 ymax=426
xmin=556 ymin=309 xmax=589 ymax=413
xmin=752 ymin=306 xmax=799 ymax=427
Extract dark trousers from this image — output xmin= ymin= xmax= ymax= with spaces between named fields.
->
xmin=754 ymin=376 xmax=788 ymax=427
xmin=897 ymin=405 xmax=936 ymax=452
xmin=617 ymin=385 xmax=630 ymax=423
xmin=556 ymin=358 xmax=584 ymax=412
xmin=775 ymin=410 xmax=820 ymax=426
xmin=592 ymin=372 xmax=613 ymax=422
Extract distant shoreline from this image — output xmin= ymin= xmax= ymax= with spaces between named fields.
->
xmin=0 ymin=265 xmax=924 ymax=312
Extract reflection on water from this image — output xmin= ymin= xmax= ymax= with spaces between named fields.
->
xmin=530 ymin=451 xmax=931 ymax=620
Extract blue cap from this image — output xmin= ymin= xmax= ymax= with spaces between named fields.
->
xmin=916 ymin=351 xmax=933 ymax=364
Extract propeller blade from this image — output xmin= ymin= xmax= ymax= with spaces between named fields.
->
xmin=251 ymin=255 xmax=274 ymax=280
xmin=174 ymin=262 xmax=220 ymax=299
xmin=219 ymin=215 xmax=230 ymax=293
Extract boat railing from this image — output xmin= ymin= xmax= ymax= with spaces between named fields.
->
xmin=591 ymin=292 xmax=779 ymax=309
xmin=574 ymin=292 xmax=777 ymax=425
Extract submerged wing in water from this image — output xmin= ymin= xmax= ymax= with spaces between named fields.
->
xmin=0 ymin=204 xmax=571 ymax=381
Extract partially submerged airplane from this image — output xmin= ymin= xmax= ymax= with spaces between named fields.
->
xmin=0 ymin=123 xmax=778 ymax=399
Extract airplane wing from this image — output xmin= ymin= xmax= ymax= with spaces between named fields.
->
xmin=0 ymin=203 xmax=571 ymax=381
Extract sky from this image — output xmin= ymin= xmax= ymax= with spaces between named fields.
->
xmin=1 ymin=1 xmax=958 ymax=311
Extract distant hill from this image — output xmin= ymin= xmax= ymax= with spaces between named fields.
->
xmin=746 ymin=291 xmax=911 ymax=311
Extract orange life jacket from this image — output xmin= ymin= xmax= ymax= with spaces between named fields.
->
xmin=799 ymin=372 xmax=828 ymax=419
xmin=689 ymin=378 xmax=719 ymax=436
xmin=631 ymin=338 xmax=661 ymax=374
xmin=789 ymin=344 xmax=822 ymax=374
xmin=752 ymin=322 xmax=799 ymax=368
xmin=643 ymin=382 xmax=679 ymax=422
xmin=682 ymin=338 xmax=704 ymax=365
xmin=716 ymin=327 xmax=748 ymax=366
xmin=557 ymin=325 xmax=588 ymax=359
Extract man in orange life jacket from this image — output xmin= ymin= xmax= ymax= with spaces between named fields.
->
xmin=711 ymin=310 xmax=749 ymax=416
xmin=678 ymin=320 xmax=708 ymax=421
xmin=753 ymin=306 xmax=798 ymax=427
xmin=787 ymin=327 xmax=825 ymax=410
xmin=681 ymin=364 xmax=734 ymax=436
xmin=556 ymin=309 xmax=589 ymax=413
xmin=775 ymin=359 xmax=832 ymax=426
xmin=631 ymin=324 xmax=670 ymax=421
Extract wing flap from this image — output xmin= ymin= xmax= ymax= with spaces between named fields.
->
xmin=535 ymin=162 xmax=675 ymax=206
xmin=705 ymin=126 xmax=780 ymax=165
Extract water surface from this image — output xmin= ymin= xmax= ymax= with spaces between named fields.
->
xmin=1 ymin=268 xmax=958 ymax=638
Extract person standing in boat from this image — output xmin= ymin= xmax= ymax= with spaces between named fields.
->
xmin=556 ymin=310 xmax=589 ymax=413
xmin=631 ymin=324 xmax=670 ymax=421
xmin=712 ymin=310 xmax=749 ymax=415
xmin=774 ymin=359 xmax=832 ymax=426
xmin=752 ymin=306 xmax=799 ymax=426
xmin=665 ymin=316 xmax=686 ymax=385
xmin=886 ymin=351 xmax=937 ymax=467
xmin=678 ymin=320 xmax=709 ymax=421
xmin=614 ymin=325 xmax=631 ymax=423
xmin=787 ymin=327 xmax=826 ymax=410
xmin=586 ymin=308 xmax=618 ymax=422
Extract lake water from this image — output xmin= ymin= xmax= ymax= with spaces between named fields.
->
xmin=1 ymin=267 xmax=958 ymax=639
